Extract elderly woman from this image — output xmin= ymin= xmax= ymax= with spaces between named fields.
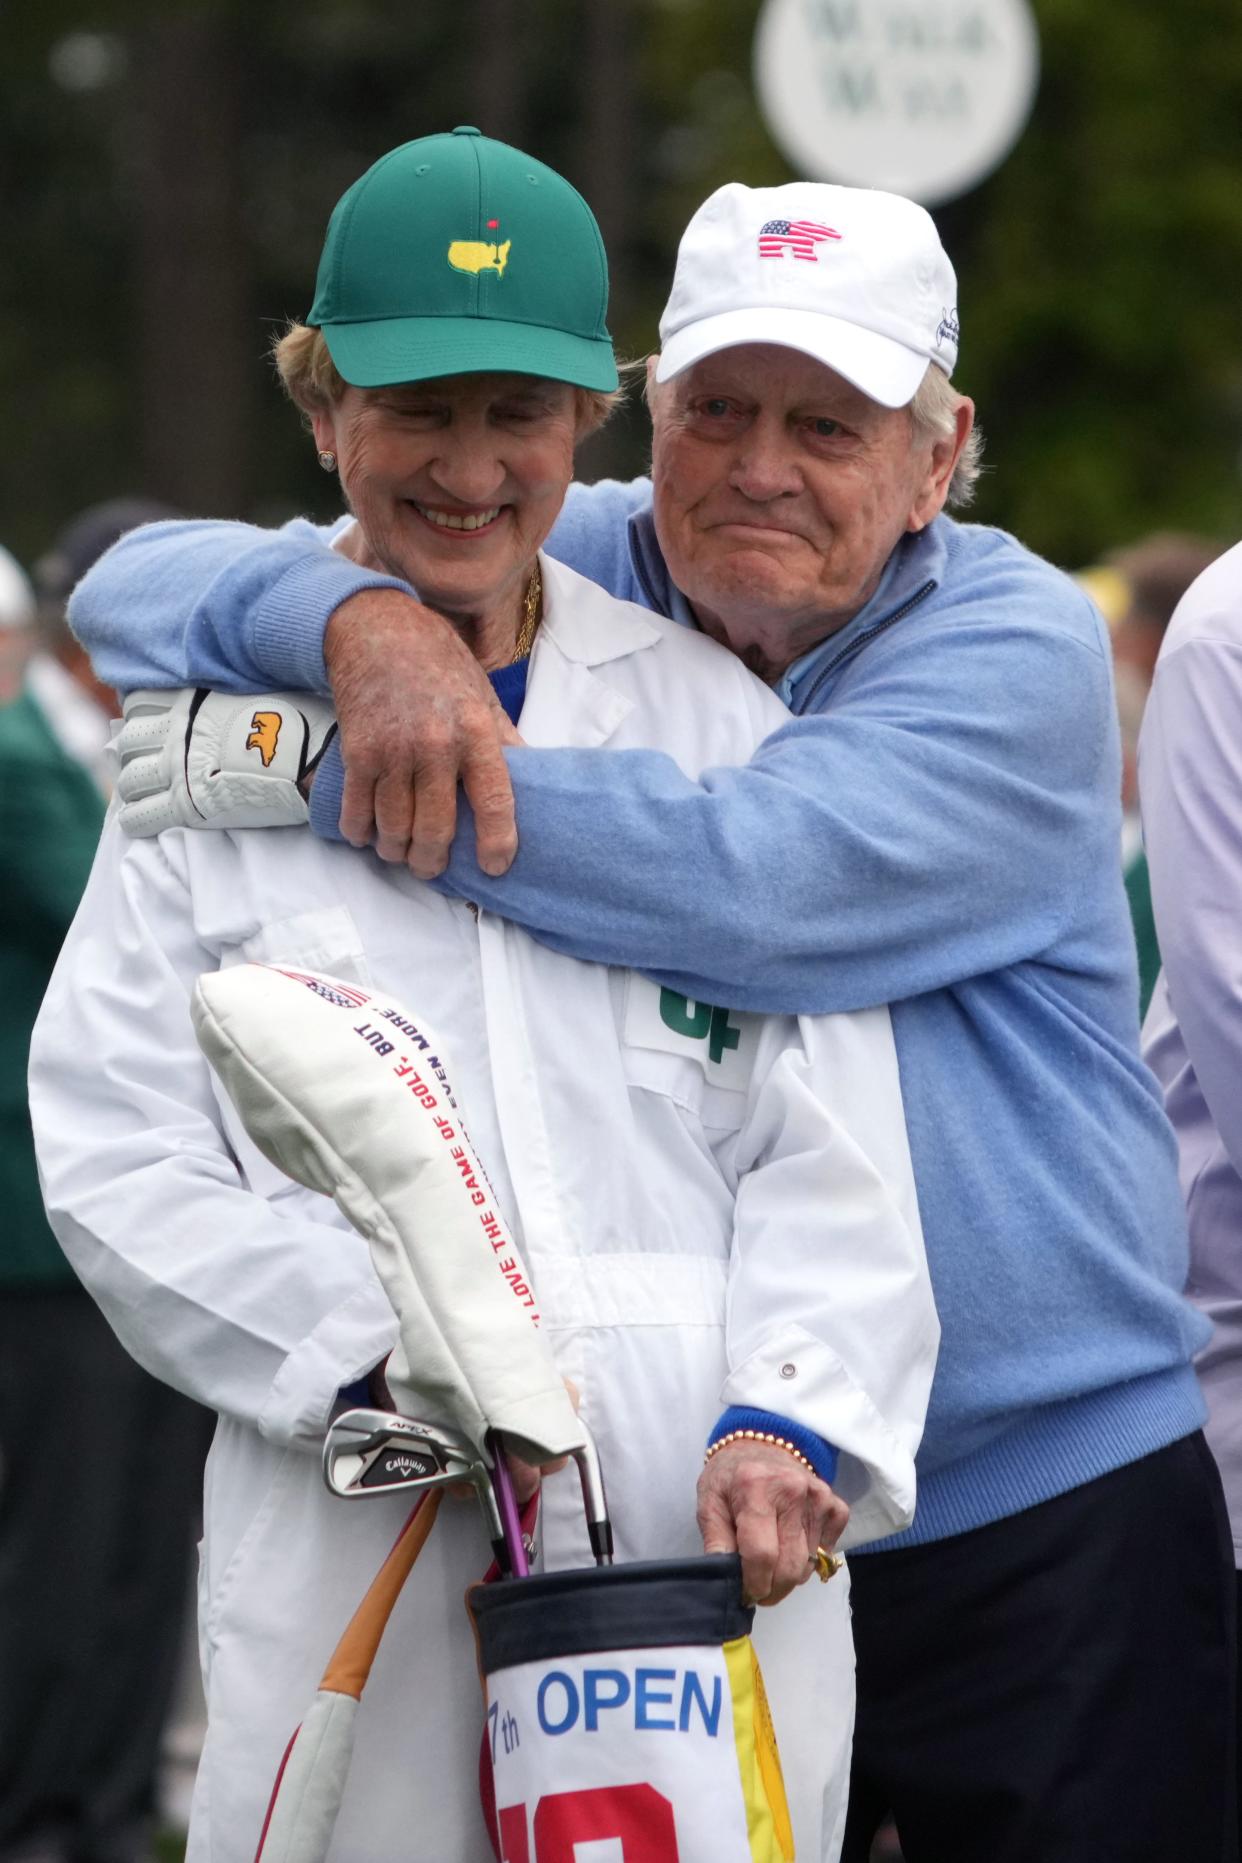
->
xmin=30 ymin=131 xmax=936 ymax=1862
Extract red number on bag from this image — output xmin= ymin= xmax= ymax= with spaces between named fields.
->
xmin=532 ymin=1783 xmax=679 ymax=1860
xmin=497 ymin=1803 xmax=531 ymax=1863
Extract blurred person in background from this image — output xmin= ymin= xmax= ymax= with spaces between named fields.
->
xmin=0 ymin=503 xmax=209 ymax=1863
xmin=0 ymin=551 xmax=32 ymax=705
xmin=28 ymin=502 xmax=171 ymax=793
xmin=1083 ymin=533 xmax=1221 ymax=1016
xmin=1140 ymin=536 xmax=1242 ymax=1860
xmin=64 ymin=169 xmax=1235 ymax=1863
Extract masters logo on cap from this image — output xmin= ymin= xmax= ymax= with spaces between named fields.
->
xmin=448 ymin=219 xmax=511 ymax=278
xmin=307 ymin=127 xmax=617 ymax=392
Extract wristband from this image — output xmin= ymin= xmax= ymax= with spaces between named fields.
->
xmin=706 ymin=1406 xmax=838 ymax=1485
xmin=704 ymin=1430 xmax=815 ymax=1473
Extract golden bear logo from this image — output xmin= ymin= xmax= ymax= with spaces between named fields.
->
xmin=245 ymin=710 xmax=282 ymax=768
xmin=448 ymin=238 xmax=511 ymax=278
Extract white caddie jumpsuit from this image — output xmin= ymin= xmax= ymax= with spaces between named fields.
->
xmin=30 ymin=556 xmax=938 ymax=1863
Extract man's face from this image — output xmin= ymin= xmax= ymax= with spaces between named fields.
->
xmin=650 ymin=344 xmax=955 ymax=677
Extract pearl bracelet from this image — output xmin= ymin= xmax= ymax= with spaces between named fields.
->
xmin=703 ymin=1428 xmax=814 ymax=1473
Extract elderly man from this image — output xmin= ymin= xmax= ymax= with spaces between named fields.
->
xmin=70 ymin=180 xmax=1231 ymax=1861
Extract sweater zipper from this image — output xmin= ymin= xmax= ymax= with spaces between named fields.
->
xmin=800 ymin=579 xmax=936 ymax=712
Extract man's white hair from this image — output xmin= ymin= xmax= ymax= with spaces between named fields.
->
xmin=910 ymin=364 xmax=983 ymax=508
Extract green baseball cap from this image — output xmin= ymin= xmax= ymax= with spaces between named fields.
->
xmin=307 ymin=126 xmax=618 ymax=392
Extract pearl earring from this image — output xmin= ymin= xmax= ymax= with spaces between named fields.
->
xmin=317 ymin=450 xmax=337 ymax=473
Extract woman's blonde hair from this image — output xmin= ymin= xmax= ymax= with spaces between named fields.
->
xmin=272 ymin=322 xmax=622 ymax=437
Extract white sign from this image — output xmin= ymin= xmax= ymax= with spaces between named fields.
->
xmin=754 ymin=0 xmax=1039 ymax=207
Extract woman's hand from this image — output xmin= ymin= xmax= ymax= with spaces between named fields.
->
xmin=504 ymin=1443 xmax=569 ymax=1505
xmin=696 ymin=1439 xmax=849 ymax=1605
xmin=504 ymin=1377 xmax=582 ymax=1502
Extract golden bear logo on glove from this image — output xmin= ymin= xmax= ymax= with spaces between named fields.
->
xmin=245 ymin=711 xmax=282 ymax=767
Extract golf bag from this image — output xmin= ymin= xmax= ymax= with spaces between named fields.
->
xmin=470 ymin=1555 xmax=795 ymax=1863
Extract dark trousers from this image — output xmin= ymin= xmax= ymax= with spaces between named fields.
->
xmin=0 ymin=1288 xmax=211 ymax=1863
xmin=842 ymin=1432 xmax=1237 ymax=1863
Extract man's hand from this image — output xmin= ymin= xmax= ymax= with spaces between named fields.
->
xmin=697 ymin=1440 xmax=849 ymax=1606
xmin=324 ymin=588 xmax=523 ymax=878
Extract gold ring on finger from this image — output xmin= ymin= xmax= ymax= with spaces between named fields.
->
xmin=812 ymin=1545 xmax=844 ymax=1583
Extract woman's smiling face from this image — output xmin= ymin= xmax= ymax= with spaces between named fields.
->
xmin=312 ymin=373 xmax=579 ymax=628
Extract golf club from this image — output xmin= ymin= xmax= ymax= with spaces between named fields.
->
xmin=482 ymin=1422 xmax=613 ymax=1573
xmin=327 ymin=1408 xmax=613 ymax=1574
xmin=571 ymin=1433 xmax=614 ymax=1566
xmin=484 ymin=1429 xmax=531 ymax=1578
xmin=324 ymin=1407 xmax=507 ymax=1566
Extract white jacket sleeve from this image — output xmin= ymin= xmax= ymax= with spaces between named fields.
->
xmin=722 ymin=1006 xmax=938 ymax=1547
xmin=28 ymin=819 xmax=397 ymax=1447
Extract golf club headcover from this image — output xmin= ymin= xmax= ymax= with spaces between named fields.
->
xmin=255 ymin=1489 xmax=444 ymax=1863
xmin=470 ymin=1557 xmax=795 ymax=1863
xmin=191 ymin=963 xmax=584 ymax=1465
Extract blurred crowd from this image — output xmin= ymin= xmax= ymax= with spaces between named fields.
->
xmin=1081 ymin=532 xmax=1224 ymax=1016
xmin=0 ymin=504 xmax=211 ymax=1863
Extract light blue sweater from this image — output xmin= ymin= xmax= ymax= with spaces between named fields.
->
xmin=72 ymin=483 xmax=1208 ymax=1550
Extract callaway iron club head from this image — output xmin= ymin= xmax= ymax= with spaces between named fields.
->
xmin=323 ymin=1407 xmax=505 ymax=1553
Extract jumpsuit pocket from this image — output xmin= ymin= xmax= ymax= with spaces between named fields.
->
xmin=619 ymin=972 xmax=759 ymax=1131
xmin=235 ymin=904 xmax=373 ymax=988
xmin=200 ymin=1425 xmax=302 ymax=1650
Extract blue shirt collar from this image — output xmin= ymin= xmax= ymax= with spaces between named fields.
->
xmin=775 ymin=522 xmax=946 ymax=708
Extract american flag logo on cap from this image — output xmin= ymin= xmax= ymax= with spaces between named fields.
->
xmin=758 ymin=219 xmax=842 ymax=262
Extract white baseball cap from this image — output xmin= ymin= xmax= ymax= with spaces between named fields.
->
xmin=656 ymin=181 xmax=960 ymax=408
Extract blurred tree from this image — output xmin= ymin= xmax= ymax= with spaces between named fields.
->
xmin=131 ymin=16 xmax=249 ymax=513
xmin=2 ymin=0 xmax=1240 ymax=571
xmin=636 ymin=0 xmax=1242 ymax=564
xmin=472 ymin=0 xmax=531 ymax=147
xmin=947 ymin=0 xmax=1242 ymax=560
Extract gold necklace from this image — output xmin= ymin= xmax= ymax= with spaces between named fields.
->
xmin=510 ymin=560 xmax=542 ymax=664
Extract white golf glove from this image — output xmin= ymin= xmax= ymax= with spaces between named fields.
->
xmin=115 ymin=687 xmax=337 ymax=836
